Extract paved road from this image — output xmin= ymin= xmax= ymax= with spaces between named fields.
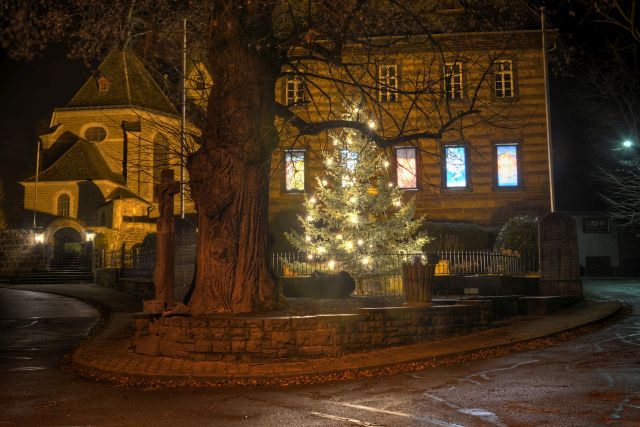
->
xmin=1 ymin=279 xmax=639 ymax=427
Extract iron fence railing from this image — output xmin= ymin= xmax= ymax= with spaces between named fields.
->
xmin=95 ymin=247 xmax=538 ymax=295
xmin=271 ymin=251 xmax=538 ymax=278
xmin=271 ymin=251 xmax=538 ymax=296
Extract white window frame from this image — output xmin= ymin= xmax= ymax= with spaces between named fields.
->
xmin=444 ymin=62 xmax=463 ymax=100
xmin=395 ymin=147 xmax=418 ymax=189
xmin=378 ymin=64 xmax=399 ymax=102
xmin=284 ymin=149 xmax=306 ymax=192
xmin=285 ymin=76 xmax=306 ymax=106
xmin=494 ymin=60 xmax=514 ymax=98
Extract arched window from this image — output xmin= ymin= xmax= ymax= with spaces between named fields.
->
xmin=153 ymin=134 xmax=170 ymax=184
xmin=57 ymin=194 xmax=70 ymax=217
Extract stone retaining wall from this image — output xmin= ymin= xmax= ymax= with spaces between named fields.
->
xmin=133 ymin=302 xmax=492 ymax=362
xmin=0 ymin=229 xmax=49 ymax=280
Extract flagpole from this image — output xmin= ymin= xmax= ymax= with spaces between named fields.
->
xmin=180 ymin=16 xmax=186 ymax=219
xmin=541 ymin=7 xmax=556 ymax=213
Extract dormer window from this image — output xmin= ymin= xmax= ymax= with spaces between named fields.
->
xmin=97 ymin=75 xmax=110 ymax=92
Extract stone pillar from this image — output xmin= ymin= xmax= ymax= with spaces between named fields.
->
xmin=538 ymin=212 xmax=583 ymax=297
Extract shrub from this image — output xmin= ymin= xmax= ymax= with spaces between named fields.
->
xmin=141 ymin=232 xmax=157 ymax=253
xmin=422 ymin=222 xmax=496 ymax=252
xmin=494 ymin=215 xmax=539 ymax=258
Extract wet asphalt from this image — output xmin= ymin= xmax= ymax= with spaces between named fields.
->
xmin=1 ymin=279 xmax=639 ymax=427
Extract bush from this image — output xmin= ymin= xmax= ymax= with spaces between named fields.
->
xmin=422 ymin=222 xmax=497 ymax=252
xmin=494 ymin=215 xmax=539 ymax=258
xmin=141 ymin=232 xmax=157 ymax=253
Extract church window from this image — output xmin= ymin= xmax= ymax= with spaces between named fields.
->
xmin=57 ymin=194 xmax=70 ymax=217
xmin=395 ymin=147 xmax=418 ymax=189
xmin=444 ymin=145 xmax=468 ymax=188
xmin=341 ymin=149 xmax=358 ymax=188
xmin=284 ymin=150 xmax=305 ymax=192
xmin=153 ymin=134 xmax=171 ymax=185
xmin=85 ymin=127 xmax=107 ymax=142
xmin=496 ymin=144 xmax=519 ymax=187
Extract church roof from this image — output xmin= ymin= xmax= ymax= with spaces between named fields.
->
xmin=66 ymin=48 xmax=178 ymax=115
xmin=104 ymin=187 xmax=150 ymax=204
xmin=23 ymin=139 xmax=124 ymax=184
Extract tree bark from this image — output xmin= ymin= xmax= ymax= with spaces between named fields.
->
xmin=187 ymin=29 xmax=280 ymax=314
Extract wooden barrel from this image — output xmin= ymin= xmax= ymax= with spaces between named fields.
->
xmin=402 ymin=257 xmax=437 ymax=305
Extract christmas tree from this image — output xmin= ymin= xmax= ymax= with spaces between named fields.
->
xmin=285 ymin=105 xmax=428 ymax=279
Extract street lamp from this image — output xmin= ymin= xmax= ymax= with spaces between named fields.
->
xmin=622 ymin=139 xmax=634 ymax=148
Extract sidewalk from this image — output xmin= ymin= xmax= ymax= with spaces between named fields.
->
xmin=0 ymin=282 xmax=622 ymax=387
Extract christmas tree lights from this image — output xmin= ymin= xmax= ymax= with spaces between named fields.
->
xmin=285 ymin=104 xmax=428 ymax=279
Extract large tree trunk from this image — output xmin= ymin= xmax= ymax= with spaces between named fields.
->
xmin=187 ymin=28 xmax=280 ymax=314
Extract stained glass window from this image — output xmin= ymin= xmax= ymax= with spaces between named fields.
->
xmin=396 ymin=147 xmax=417 ymax=189
xmin=341 ymin=149 xmax=358 ymax=187
xmin=445 ymin=146 xmax=467 ymax=188
xmin=496 ymin=145 xmax=519 ymax=187
xmin=285 ymin=150 xmax=305 ymax=192
xmin=495 ymin=60 xmax=514 ymax=98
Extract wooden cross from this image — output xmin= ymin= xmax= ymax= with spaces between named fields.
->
xmin=154 ymin=169 xmax=181 ymax=221
xmin=151 ymin=168 xmax=181 ymax=307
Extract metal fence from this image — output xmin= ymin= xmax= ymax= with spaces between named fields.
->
xmin=94 ymin=247 xmax=155 ymax=280
xmin=95 ymin=247 xmax=538 ymax=295
xmin=271 ymin=251 xmax=538 ymax=277
xmin=271 ymin=250 xmax=538 ymax=295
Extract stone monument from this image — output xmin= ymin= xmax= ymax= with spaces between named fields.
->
xmin=538 ymin=212 xmax=583 ymax=297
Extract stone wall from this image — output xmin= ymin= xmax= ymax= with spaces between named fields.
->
xmin=0 ymin=229 xmax=49 ymax=280
xmin=134 ymin=302 xmax=492 ymax=362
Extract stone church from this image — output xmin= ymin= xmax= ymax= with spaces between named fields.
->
xmin=21 ymin=48 xmax=198 ymax=252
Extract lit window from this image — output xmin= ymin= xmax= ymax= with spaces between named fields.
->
xmin=285 ymin=76 xmax=306 ymax=105
xmin=496 ymin=144 xmax=519 ymax=187
xmin=341 ymin=149 xmax=358 ymax=187
xmin=495 ymin=60 xmax=514 ymax=98
xmin=57 ymin=194 xmax=70 ymax=217
xmin=444 ymin=62 xmax=463 ymax=99
xmin=285 ymin=150 xmax=305 ymax=192
xmin=444 ymin=146 xmax=467 ymax=188
xmin=396 ymin=147 xmax=418 ymax=189
xmin=85 ymin=127 xmax=107 ymax=142
xmin=378 ymin=64 xmax=399 ymax=102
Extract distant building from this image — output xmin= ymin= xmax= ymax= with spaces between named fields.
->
xmin=570 ymin=212 xmax=640 ymax=276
